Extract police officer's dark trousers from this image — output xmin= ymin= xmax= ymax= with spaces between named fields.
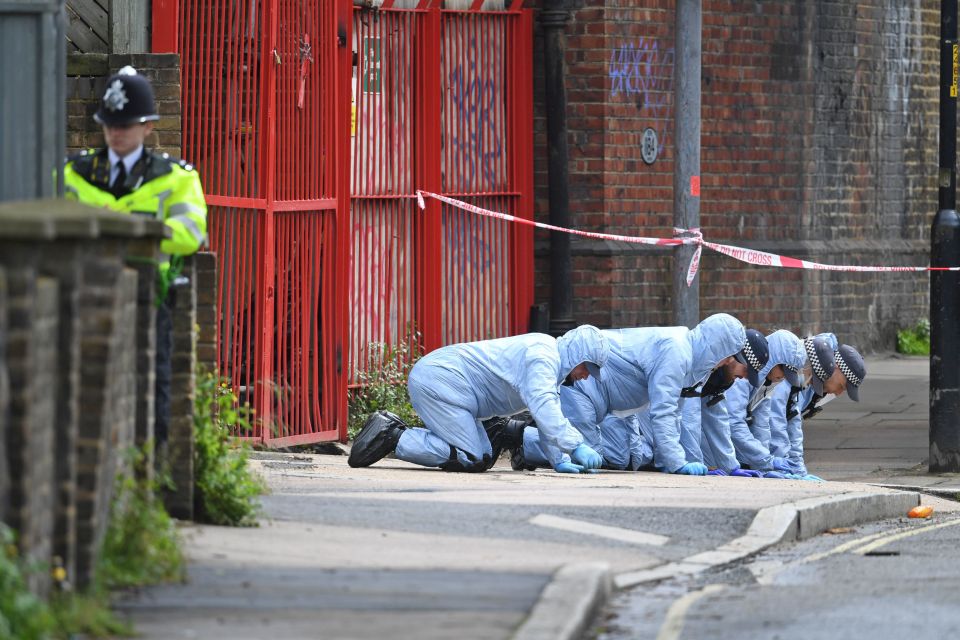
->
xmin=155 ymin=287 xmax=175 ymax=447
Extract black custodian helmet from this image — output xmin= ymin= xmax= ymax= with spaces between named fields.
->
xmin=94 ymin=66 xmax=160 ymax=126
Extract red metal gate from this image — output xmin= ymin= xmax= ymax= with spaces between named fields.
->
xmin=350 ymin=1 xmax=534 ymax=383
xmin=158 ymin=0 xmax=533 ymax=445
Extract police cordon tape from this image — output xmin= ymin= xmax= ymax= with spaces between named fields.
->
xmin=416 ymin=190 xmax=960 ymax=285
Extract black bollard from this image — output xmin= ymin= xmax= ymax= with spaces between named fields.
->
xmin=930 ymin=209 xmax=960 ymax=472
xmin=931 ymin=0 xmax=960 ymax=473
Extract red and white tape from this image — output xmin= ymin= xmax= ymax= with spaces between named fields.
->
xmin=416 ymin=190 xmax=960 ymax=283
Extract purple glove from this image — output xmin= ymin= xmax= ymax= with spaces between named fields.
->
xmin=762 ymin=470 xmax=789 ymax=479
xmin=707 ymin=468 xmax=729 ymax=476
xmin=730 ymin=468 xmax=764 ymax=478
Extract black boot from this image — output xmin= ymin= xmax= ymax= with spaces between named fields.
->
xmin=496 ymin=416 xmax=536 ymax=471
xmin=510 ymin=441 xmax=537 ymax=471
xmin=438 ymin=446 xmax=493 ymax=473
xmin=348 ymin=411 xmax=407 ymax=468
xmin=483 ymin=416 xmax=527 ymax=464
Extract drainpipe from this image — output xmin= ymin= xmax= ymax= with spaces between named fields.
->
xmin=541 ymin=0 xmax=575 ymax=336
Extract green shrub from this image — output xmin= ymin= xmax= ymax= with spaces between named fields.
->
xmin=49 ymin=590 xmax=132 ymax=638
xmin=98 ymin=446 xmax=184 ymax=590
xmin=348 ymin=335 xmax=423 ymax=438
xmin=897 ymin=318 xmax=930 ymax=356
xmin=194 ymin=369 xmax=266 ymax=526
xmin=0 ymin=525 xmax=54 ymax=640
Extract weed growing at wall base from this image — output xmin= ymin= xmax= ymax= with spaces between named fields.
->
xmin=348 ymin=336 xmax=424 ymax=439
xmin=194 ymin=368 xmax=266 ymax=526
xmin=0 ymin=525 xmax=54 ymax=640
xmin=99 ymin=446 xmax=184 ymax=590
xmin=897 ymin=319 xmax=930 ymax=356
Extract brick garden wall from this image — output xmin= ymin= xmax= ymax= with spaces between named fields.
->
xmin=66 ymin=53 xmax=182 ymax=156
xmin=532 ymin=0 xmax=937 ymax=351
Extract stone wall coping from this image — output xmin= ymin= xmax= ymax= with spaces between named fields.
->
xmin=0 ymin=200 xmax=169 ymax=242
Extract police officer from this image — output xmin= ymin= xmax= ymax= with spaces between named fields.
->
xmin=64 ymin=66 xmax=207 ymax=450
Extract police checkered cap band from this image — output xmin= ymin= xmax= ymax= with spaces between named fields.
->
xmin=740 ymin=341 xmax=763 ymax=372
xmin=836 ymin=351 xmax=862 ymax=387
xmin=804 ymin=337 xmax=829 ymax=381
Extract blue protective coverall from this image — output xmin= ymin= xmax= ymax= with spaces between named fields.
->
xmin=522 ymin=360 xmax=656 ymax=470
xmin=394 ymin=325 xmax=609 ymax=470
xmin=767 ymin=333 xmax=839 ymax=474
xmin=524 ymin=313 xmax=746 ymax=473
xmin=696 ymin=329 xmax=807 ymax=472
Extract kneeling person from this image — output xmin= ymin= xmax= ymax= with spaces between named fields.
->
xmin=348 ymin=325 xmax=609 ymax=473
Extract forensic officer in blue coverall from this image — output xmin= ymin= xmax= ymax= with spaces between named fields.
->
xmin=515 ymin=313 xmax=752 ymax=475
xmin=768 ymin=342 xmax=866 ymax=477
xmin=348 ymin=324 xmax=610 ymax=473
xmin=693 ymin=329 xmax=806 ymax=478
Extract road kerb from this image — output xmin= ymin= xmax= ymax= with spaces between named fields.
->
xmin=512 ymin=562 xmax=611 ymax=640
xmin=614 ymin=489 xmax=918 ymax=590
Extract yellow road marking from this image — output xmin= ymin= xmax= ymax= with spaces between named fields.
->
xmin=656 ymin=584 xmax=725 ymax=640
xmin=853 ymin=517 xmax=960 ymax=555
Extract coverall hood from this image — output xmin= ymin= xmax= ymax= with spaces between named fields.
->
xmin=557 ymin=324 xmax=609 ymax=382
xmin=687 ymin=313 xmax=747 ymax=388
xmin=762 ymin=330 xmax=806 ymax=388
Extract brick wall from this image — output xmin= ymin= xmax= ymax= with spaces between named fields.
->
xmin=66 ymin=53 xmax=182 ymax=156
xmin=75 ymin=245 xmax=140 ymax=589
xmin=0 ymin=269 xmax=8 ymax=526
xmin=4 ymin=267 xmax=58 ymax=598
xmin=532 ymin=0 xmax=936 ymax=350
xmin=0 ymin=200 xmax=167 ymax=593
xmin=164 ymin=259 xmax=197 ymax=521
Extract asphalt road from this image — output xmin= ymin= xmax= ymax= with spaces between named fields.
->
xmin=593 ymin=510 xmax=960 ymax=640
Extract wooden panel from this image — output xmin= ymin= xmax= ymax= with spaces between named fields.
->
xmin=111 ymin=0 xmax=149 ymax=53
xmin=65 ymin=0 xmax=107 ymax=53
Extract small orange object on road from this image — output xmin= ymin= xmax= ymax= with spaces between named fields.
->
xmin=908 ymin=505 xmax=934 ymax=519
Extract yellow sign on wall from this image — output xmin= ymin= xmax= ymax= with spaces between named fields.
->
xmin=952 ymin=44 xmax=958 ymax=98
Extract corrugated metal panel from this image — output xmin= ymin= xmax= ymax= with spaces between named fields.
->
xmin=0 ymin=1 xmax=65 ymax=202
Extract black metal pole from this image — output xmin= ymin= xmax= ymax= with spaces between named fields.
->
xmin=541 ymin=2 xmax=575 ymax=335
xmin=672 ymin=0 xmax=701 ymax=328
xmin=931 ymin=0 xmax=960 ymax=472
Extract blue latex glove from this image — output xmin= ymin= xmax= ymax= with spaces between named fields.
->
xmin=730 ymin=468 xmax=764 ymax=478
xmin=782 ymin=473 xmax=805 ymax=480
xmin=762 ymin=471 xmax=789 ymax=479
xmin=676 ymin=462 xmax=708 ymax=476
xmin=554 ymin=461 xmax=586 ymax=474
xmin=801 ymin=474 xmax=825 ymax=482
xmin=771 ymin=457 xmax=796 ymax=473
xmin=571 ymin=444 xmax=603 ymax=470
xmin=707 ymin=468 xmax=729 ymax=476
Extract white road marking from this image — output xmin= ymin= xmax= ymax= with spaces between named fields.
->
xmin=656 ymin=584 xmax=725 ymax=640
xmin=528 ymin=514 xmax=670 ymax=547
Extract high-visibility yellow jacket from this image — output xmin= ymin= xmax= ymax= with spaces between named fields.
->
xmin=64 ymin=147 xmax=207 ymax=267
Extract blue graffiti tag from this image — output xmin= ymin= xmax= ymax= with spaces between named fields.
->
xmin=449 ymin=38 xmax=503 ymax=187
xmin=609 ymin=38 xmax=674 ymax=155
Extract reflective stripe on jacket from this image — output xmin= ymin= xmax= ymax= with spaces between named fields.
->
xmin=64 ymin=148 xmax=207 ymax=265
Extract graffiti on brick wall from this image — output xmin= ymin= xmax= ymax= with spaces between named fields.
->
xmin=448 ymin=37 xmax=504 ymax=187
xmin=609 ymin=38 xmax=674 ymax=155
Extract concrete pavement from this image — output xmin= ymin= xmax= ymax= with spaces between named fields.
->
xmin=114 ymin=354 xmax=960 ymax=640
